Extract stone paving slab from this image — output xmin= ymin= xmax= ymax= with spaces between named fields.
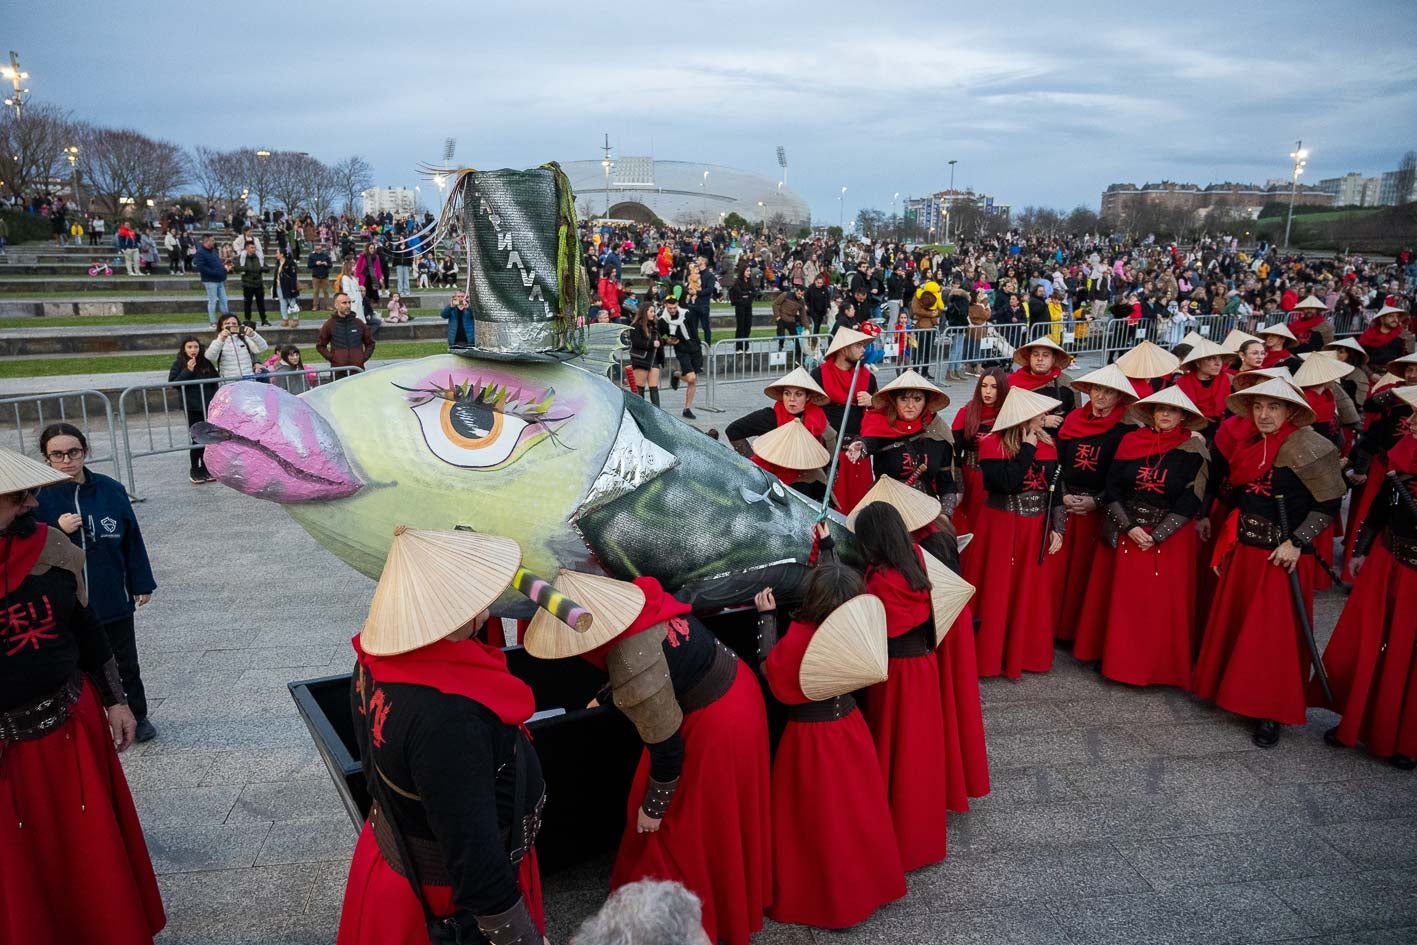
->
xmin=53 ymin=368 xmax=1406 ymax=945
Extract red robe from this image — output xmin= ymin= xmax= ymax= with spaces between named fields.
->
xmin=951 ymin=403 xmax=998 ymax=535
xmin=762 ymin=620 xmax=906 ymax=927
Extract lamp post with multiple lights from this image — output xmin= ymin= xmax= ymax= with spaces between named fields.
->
xmin=1282 ymin=140 xmax=1308 ymax=252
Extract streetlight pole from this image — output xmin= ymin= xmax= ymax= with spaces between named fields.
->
xmin=944 ymin=159 xmax=957 ymax=245
xmin=600 ymin=133 xmax=613 ymax=219
xmin=1 ymin=51 xmax=29 ymax=119
xmin=701 ymin=170 xmax=709 ymax=218
xmin=64 ymin=146 xmax=80 ymax=210
xmin=1283 ymin=140 xmax=1308 ymax=252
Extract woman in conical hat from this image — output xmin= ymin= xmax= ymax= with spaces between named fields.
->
xmin=860 ymin=369 xmax=957 ymax=507
xmin=809 ymin=326 xmax=878 ymax=512
xmin=850 ymin=502 xmax=950 ymax=871
xmin=1357 ymin=303 xmax=1411 ymax=373
xmin=1323 ymin=336 xmax=1370 ymax=410
xmin=752 ymin=562 xmax=906 ymax=928
xmin=1256 ymin=322 xmax=1303 ymax=371
xmin=1072 ymin=387 xmax=1210 ymax=690
xmin=961 ymin=385 xmax=1067 ymax=679
xmin=949 ymin=367 xmax=1009 ymax=535
xmin=0 ymin=447 xmax=168 ymax=945
xmin=1051 ymin=363 xmax=1138 ymax=644
xmin=1319 ymin=386 xmax=1417 ymax=768
xmin=524 ymin=570 xmax=771 ymax=945
xmin=342 ymin=526 xmax=547 ymax=945
xmin=1113 ymin=340 xmax=1181 ymax=399
xmin=1294 ymin=351 xmax=1359 ymax=450
xmin=1175 ymin=337 xmax=1239 ymax=429
xmin=1007 ymin=335 xmax=1075 ymax=423
xmin=726 ymin=367 xmax=832 ymax=498
xmin=1288 ymin=294 xmax=1334 ymax=352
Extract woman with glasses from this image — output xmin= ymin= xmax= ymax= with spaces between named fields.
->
xmin=34 ymin=424 xmax=158 ymax=743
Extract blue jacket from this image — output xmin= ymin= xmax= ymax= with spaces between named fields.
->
xmin=193 ymin=244 xmax=228 ymax=283
xmin=36 ymin=469 xmax=157 ymax=624
xmin=440 ymin=303 xmax=476 ymax=347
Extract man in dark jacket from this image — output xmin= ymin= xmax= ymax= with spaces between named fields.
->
xmin=193 ymin=234 xmax=230 ymax=327
xmin=316 ymin=293 xmax=376 ymax=368
xmin=804 ymin=273 xmax=832 ymax=334
xmin=308 ymin=244 xmax=333 ymax=311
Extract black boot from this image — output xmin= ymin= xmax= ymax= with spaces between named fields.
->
xmin=1252 ymin=719 xmax=1281 ymax=749
xmin=1392 ymin=754 xmax=1417 ymax=770
xmin=649 ymin=387 xmax=660 ymax=407
xmin=670 ymin=370 xmax=681 ymax=391
xmin=1323 ymin=725 xmax=1343 ymax=748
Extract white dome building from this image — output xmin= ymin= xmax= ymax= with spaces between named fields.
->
xmin=559 ymin=157 xmax=810 ymax=228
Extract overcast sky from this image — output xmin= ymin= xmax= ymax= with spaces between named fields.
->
xmin=15 ymin=1 xmax=1417 ymax=222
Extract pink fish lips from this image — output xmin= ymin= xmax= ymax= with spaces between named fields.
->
xmin=194 ymin=381 xmax=362 ymax=503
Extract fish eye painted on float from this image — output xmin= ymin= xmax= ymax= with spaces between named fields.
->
xmin=397 ymin=376 xmax=573 ymax=470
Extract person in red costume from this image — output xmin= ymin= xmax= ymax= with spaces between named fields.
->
xmin=853 ymin=502 xmax=950 ymax=871
xmin=1172 ymin=337 xmax=1238 ymax=434
xmin=523 ymin=569 xmax=771 ymax=945
xmin=1344 ymin=353 xmax=1417 ymax=576
xmin=726 ymin=367 xmax=832 ymax=500
xmin=810 ymin=327 xmax=878 ymax=512
xmin=1287 ymin=294 xmax=1335 ymax=353
xmin=1194 ymin=379 xmax=1344 ymax=748
xmin=950 ymin=367 xmax=1009 ymax=534
xmin=1084 ymin=388 xmax=1210 ymax=688
xmin=1319 ymin=386 xmax=1417 ymax=769
xmin=1053 ymin=363 xmax=1138 ymax=644
xmin=339 ymin=527 xmax=546 ymax=945
xmin=1255 ymin=322 xmax=1303 ymax=371
xmin=962 ymin=385 xmax=1067 ymax=678
xmin=0 ymin=447 xmax=165 ymax=945
xmin=1007 ymin=336 xmax=1076 ymax=423
xmin=752 ymin=556 xmax=906 ymax=928
xmin=1113 ymin=340 xmax=1181 ymax=400
xmin=1358 ymin=303 xmax=1412 ymax=374
xmin=861 ymin=369 xmax=956 ymax=508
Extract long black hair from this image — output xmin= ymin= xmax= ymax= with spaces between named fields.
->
xmin=793 ymin=562 xmax=864 ymax=625
xmin=172 ymin=336 xmax=217 ymax=377
xmin=854 ymin=502 xmax=930 ymax=591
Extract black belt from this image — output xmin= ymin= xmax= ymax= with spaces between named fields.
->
xmin=1384 ymin=531 xmax=1417 ymax=571
xmin=961 ymin=448 xmax=980 ymax=470
xmin=371 ymin=801 xmax=452 ymax=885
xmin=1237 ymin=512 xmax=1284 ymax=549
xmin=786 ymin=694 xmax=857 ymax=723
xmin=679 ymin=642 xmax=738 ymax=714
xmin=0 ymin=673 xmax=83 ymax=747
xmin=887 ymin=624 xmax=933 ymax=659
xmin=985 ymin=491 xmax=1047 ymax=516
xmin=1124 ymin=502 xmax=1167 ymax=528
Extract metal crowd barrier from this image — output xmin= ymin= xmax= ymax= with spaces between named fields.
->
xmin=0 ymin=389 xmax=129 ymax=493
xmin=116 ymin=366 xmax=363 ymax=499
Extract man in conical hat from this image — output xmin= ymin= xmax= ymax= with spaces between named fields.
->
xmin=341 ymin=526 xmax=547 ymax=945
xmin=1357 ymin=302 xmax=1411 ymax=374
xmin=1006 ymin=336 xmax=1075 ymax=426
xmin=1287 ymin=294 xmax=1334 ymax=353
xmin=810 ymin=326 xmax=879 ymax=512
xmin=1193 ymin=378 xmax=1343 ymax=749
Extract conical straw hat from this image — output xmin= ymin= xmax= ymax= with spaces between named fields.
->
xmin=523 ymin=569 xmax=647 ymax=659
xmin=846 ymin=474 xmax=942 ymax=532
xmin=1256 ymin=322 xmax=1298 ymax=343
xmin=1071 ymin=363 xmax=1138 ymax=401
xmin=763 ymin=367 xmax=829 ymax=405
xmin=1292 ymin=351 xmax=1352 ymax=389
xmin=1374 ymin=372 xmax=1400 ymax=390
xmin=1393 ymin=352 xmax=1417 ymax=368
xmin=1377 ymin=303 xmax=1410 ymax=318
xmin=1232 ymin=366 xmax=1294 ymax=392
xmin=1323 ymin=337 xmax=1368 ymax=367
xmin=751 ymin=418 xmax=830 ymax=470
xmin=871 ymin=368 xmax=950 ymax=412
xmin=921 ymin=550 xmax=976 ymax=650
xmin=1394 ymin=386 xmax=1417 ymax=411
xmin=0 ymin=446 xmax=70 ymax=495
xmin=991 ymin=385 xmax=1062 ymax=434
xmin=1113 ymin=340 xmax=1180 ymax=379
xmin=798 ymin=594 xmax=889 ymax=700
xmin=1012 ymin=334 xmax=1075 ymax=368
xmin=360 ymin=526 xmax=522 ymax=656
xmin=1180 ymin=336 xmax=1238 ymax=368
xmin=824 ymin=326 xmax=874 ymax=359
xmin=1221 ymin=328 xmax=1262 ymax=352
xmin=1125 ymin=385 xmax=1208 ymax=431
xmin=1226 ymin=377 xmax=1316 ymax=427
xmin=1180 ymin=331 xmax=1206 ymax=350
xmin=1293 ymin=295 xmax=1327 ymax=311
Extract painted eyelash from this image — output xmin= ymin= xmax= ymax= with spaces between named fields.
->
xmin=395 ymin=376 xmax=576 ymax=450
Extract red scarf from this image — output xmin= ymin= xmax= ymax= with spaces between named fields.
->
xmin=351 ymin=634 xmax=535 ymax=725
xmin=753 ymin=402 xmax=829 ymax=483
xmin=1358 ymin=321 xmax=1407 ymax=352
xmin=952 ymin=401 xmax=999 ymax=442
xmin=860 ymin=407 xmax=935 ymax=439
xmin=1128 ymin=377 xmax=1156 ymax=398
xmin=1008 ymin=366 xmax=1062 ymax=391
xmin=1261 ymin=347 xmax=1291 ymax=368
xmin=1288 ymin=313 xmax=1327 ymax=344
xmin=2 ymin=523 xmax=49 ymax=597
xmin=1058 ymin=405 xmax=1126 ymax=440
xmin=1222 ymin=421 xmax=1298 ymax=486
xmin=1214 ymin=414 xmax=1254 ymax=456
xmin=864 ymin=546 xmax=931 ymax=638
xmin=1303 ymin=386 xmax=1336 ymax=425
xmin=1174 ymin=370 xmax=1230 ymax=420
xmin=1113 ymin=426 xmax=1190 ymax=462
xmin=818 ymin=357 xmax=860 ymax=404
xmin=583 ymin=576 xmax=692 ymax=670
xmin=1389 ymin=432 xmax=1417 ymax=476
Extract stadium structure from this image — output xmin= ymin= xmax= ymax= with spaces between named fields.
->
xmin=559 ymin=157 xmax=810 ymax=228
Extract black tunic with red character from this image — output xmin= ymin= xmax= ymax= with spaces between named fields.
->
xmin=1 ymin=524 xmax=165 ymax=945
xmin=1053 ymin=407 xmax=1133 ymax=641
xmin=962 ymin=435 xmax=1066 ymax=678
xmin=862 ymin=410 xmax=957 ymax=502
xmin=1194 ymin=424 xmax=1344 ymax=725
xmin=1319 ymin=433 xmax=1417 ymax=760
xmin=1073 ymin=430 xmax=1208 ymax=688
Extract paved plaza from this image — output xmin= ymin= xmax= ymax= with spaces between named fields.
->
xmin=8 ymin=367 xmax=1416 ymax=945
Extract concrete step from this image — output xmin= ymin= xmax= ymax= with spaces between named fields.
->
xmin=0 ymin=318 xmax=450 ymax=357
xmin=0 ymin=276 xmax=215 ymax=292
xmin=0 ymin=292 xmax=451 ymax=317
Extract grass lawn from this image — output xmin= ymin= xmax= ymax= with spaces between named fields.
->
xmin=0 ymin=309 xmax=443 ymax=330
xmin=0 ymin=340 xmax=451 ymax=379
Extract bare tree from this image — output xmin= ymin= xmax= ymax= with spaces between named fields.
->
xmin=269 ymin=151 xmax=317 ymax=217
xmin=78 ymin=125 xmax=188 ymax=216
xmin=188 ymin=146 xmax=227 ymax=213
xmin=1065 ymin=205 xmax=1100 ymax=235
xmin=331 ymin=155 xmax=372 ymax=216
xmin=301 ymin=158 xmax=338 ymax=223
xmin=237 ymin=148 xmax=276 ymax=216
xmin=0 ymin=103 xmax=74 ymax=201
xmin=210 ymin=149 xmax=251 ymax=210
xmin=1395 ymin=150 xmax=1416 ymax=207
